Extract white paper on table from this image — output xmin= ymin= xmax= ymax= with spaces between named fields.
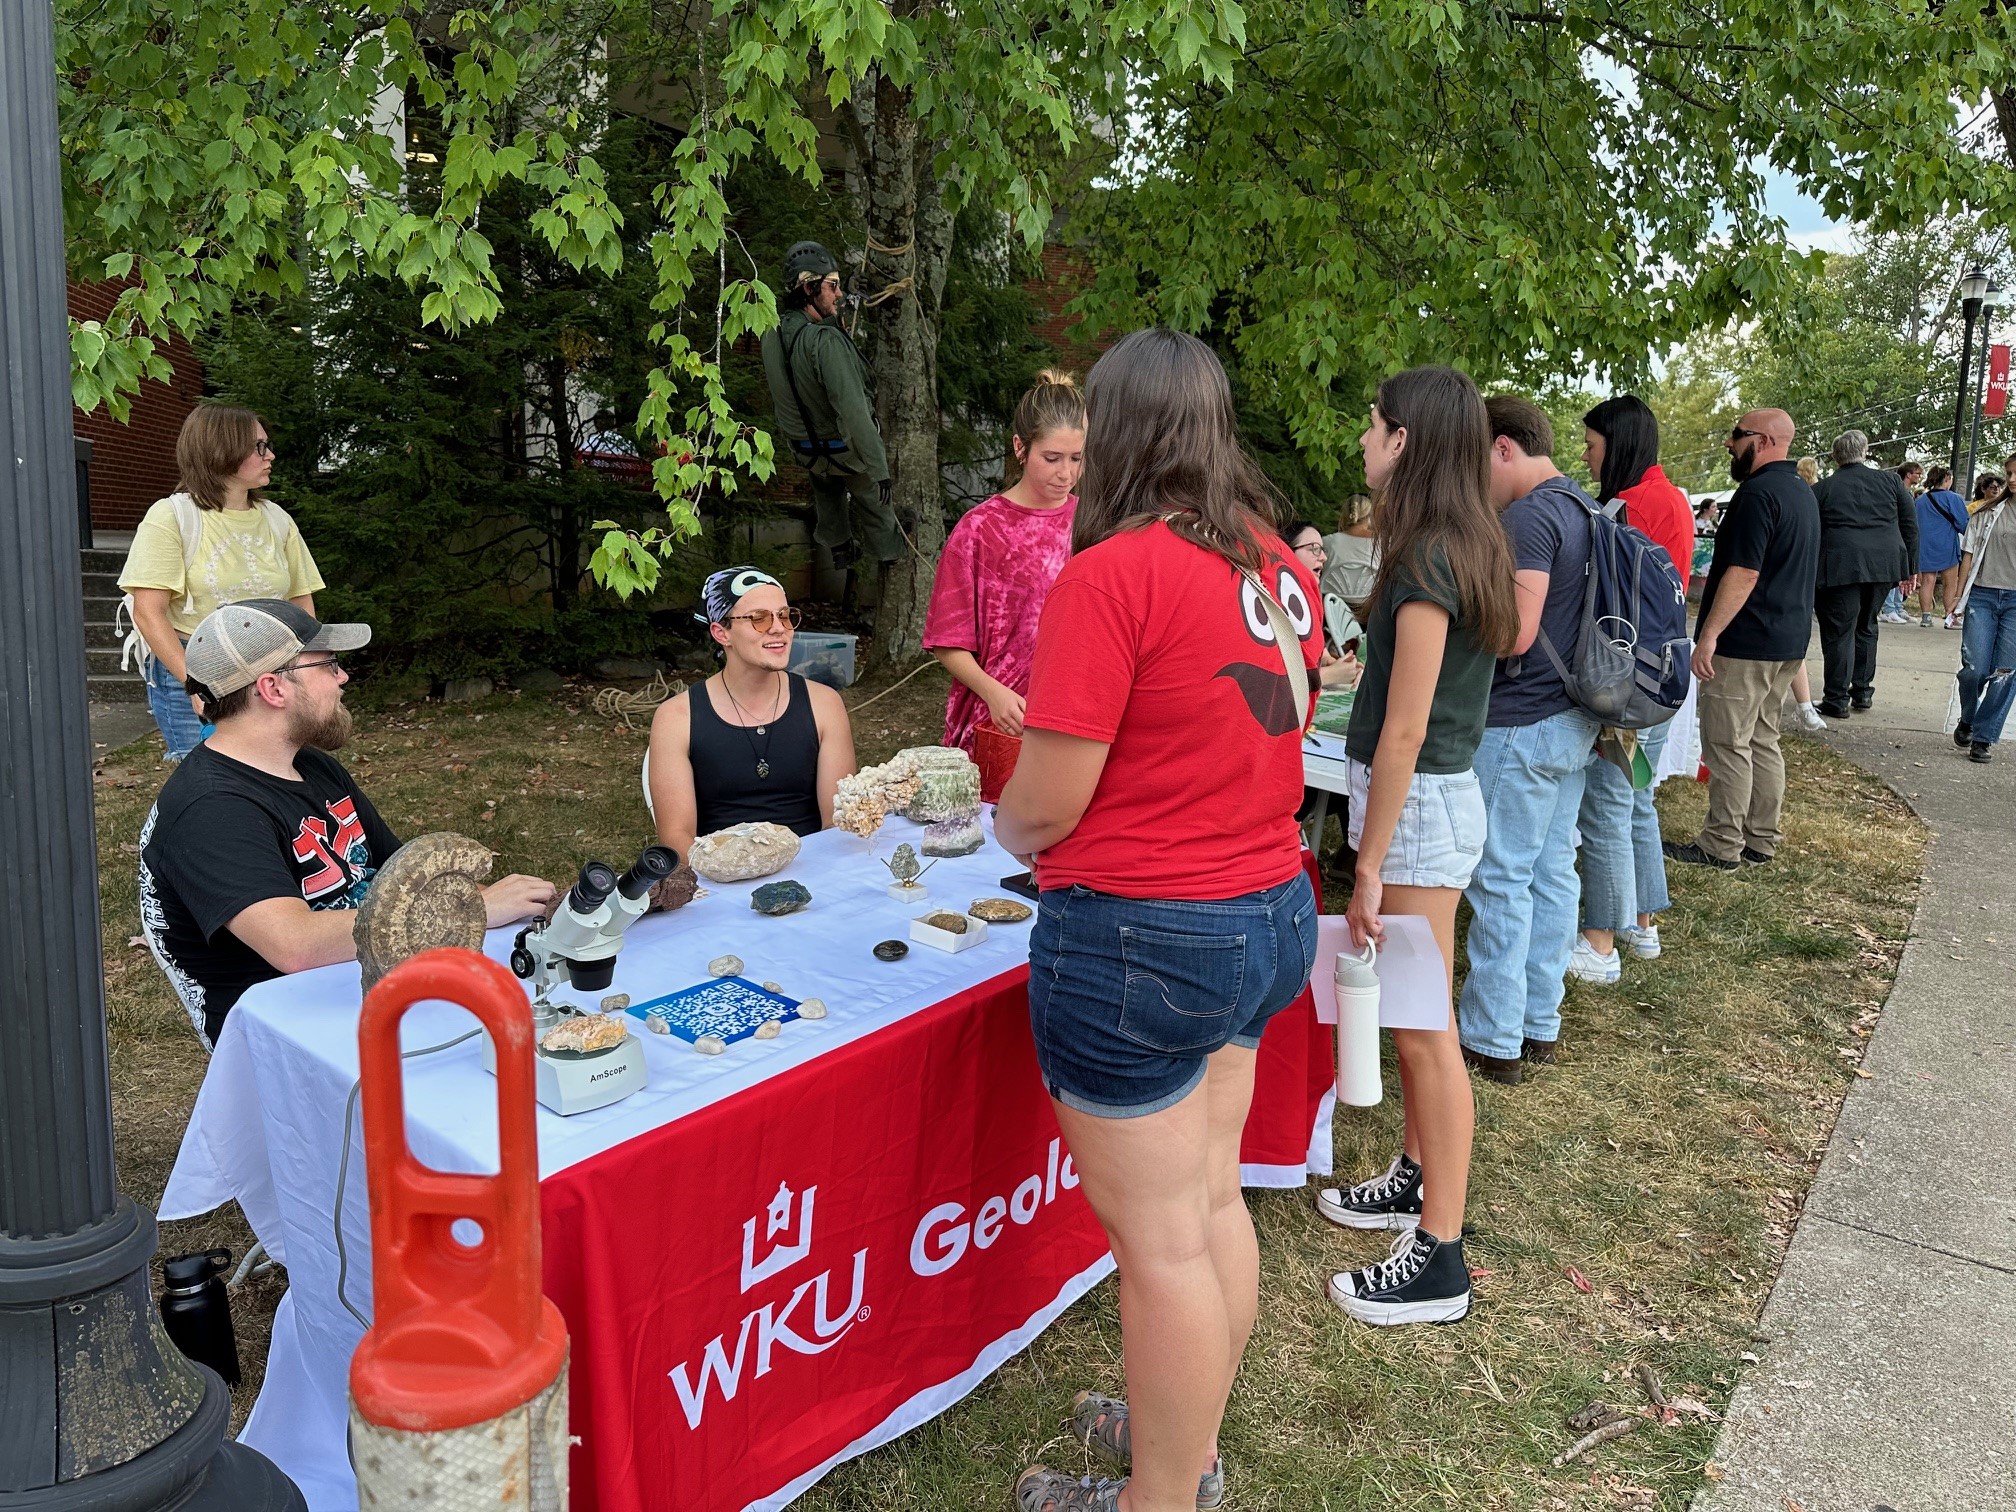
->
xmin=1303 ymin=731 xmax=1350 ymax=760
xmin=1309 ymin=913 xmax=1450 ymax=1032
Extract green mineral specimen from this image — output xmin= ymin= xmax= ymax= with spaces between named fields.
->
xmin=750 ymin=879 xmax=812 ymax=916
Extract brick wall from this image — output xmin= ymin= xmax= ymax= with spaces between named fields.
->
xmin=1024 ymin=244 xmax=1108 ymax=374
xmin=68 ymin=281 xmax=204 ymax=532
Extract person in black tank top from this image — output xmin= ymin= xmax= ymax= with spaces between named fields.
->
xmin=647 ymin=566 xmax=858 ymax=857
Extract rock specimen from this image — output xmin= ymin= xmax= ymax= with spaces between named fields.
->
xmin=798 ymin=998 xmax=828 ymax=1019
xmin=920 ymin=911 xmax=970 ymax=936
xmin=873 ymin=940 xmax=910 ymax=962
xmin=694 ymin=1035 xmax=727 ymax=1056
xmin=600 ymin=993 xmax=631 ymax=1011
xmin=833 ymin=758 xmax=923 ymax=839
xmin=754 ymin=1019 xmax=782 ymax=1041
xmin=968 ymin=897 xmax=1034 ymax=924
xmin=882 ymin=842 xmax=932 ymax=888
xmin=540 ymin=1013 xmax=629 ymax=1055
xmin=688 ymin=822 xmax=801 ymax=882
xmin=922 ymin=815 xmax=984 ymax=857
xmin=708 ymin=954 xmax=744 ymax=977
xmin=903 ymin=760 xmax=981 ymax=824
xmin=353 ymin=833 xmax=494 ymax=993
xmin=645 ymin=1015 xmax=671 ymax=1035
xmin=648 ymin=862 xmax=700 ymax=913
xmin=762 ymin=981 xmax=782 ymax=991
xmin=751 ymin=879 xmax=812 ymax=916
xmin=895 ymin=745 xmax=973 ymax=772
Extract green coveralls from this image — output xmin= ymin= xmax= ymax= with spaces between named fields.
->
xmin=759 ymin=307 xmax=903 ymax=563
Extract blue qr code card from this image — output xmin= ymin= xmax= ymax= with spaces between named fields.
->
xmin=627 ymin=978 xmax=800 ymax=1045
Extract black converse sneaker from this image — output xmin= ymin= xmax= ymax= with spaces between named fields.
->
xmin=1315 ymin=1154 xmax=1423 ymax=1231
xmin=1327 ymin=1228 xmax=1471 ymax=1325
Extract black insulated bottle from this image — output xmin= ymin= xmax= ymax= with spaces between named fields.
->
xmin=160 ymin=1247 xmax=241 ymax=1386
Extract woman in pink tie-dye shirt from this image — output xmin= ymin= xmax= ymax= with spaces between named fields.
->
xmin=924 ymin=372 xmax=1086 ymax=752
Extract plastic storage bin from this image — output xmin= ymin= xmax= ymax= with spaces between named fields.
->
xmin=789 ymin=632 xmax=858 ymax=690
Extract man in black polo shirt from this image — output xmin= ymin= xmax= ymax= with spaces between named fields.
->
xmin=1666 ymin=410 xmax=1819 ymax=870
xmin=137 ymin=599 xmax=554 ymax=1046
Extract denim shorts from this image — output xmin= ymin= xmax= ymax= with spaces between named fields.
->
xmin=1346 ymin=759 xmax=1487 ymax=889
xmin=1028 ymin=873 xmax=1319 ymax=1119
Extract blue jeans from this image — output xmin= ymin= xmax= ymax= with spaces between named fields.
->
xmin=1881 ymin=586 xmax=1905 ymax=618
xmin=1577 ymin=719 xmax=1671 ymax=932
xmin=1028 ymin=873 xmax=1318 ymax=1118
xmin=1457 ymin=708 xmax=1601 ymax=1060
xmin=144 ymin=650 xmax=209 ymax=762
xmin=1958 ymin=586 xmax=2016 ymax=745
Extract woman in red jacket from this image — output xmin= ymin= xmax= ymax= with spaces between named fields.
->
xmin=1567 ymin=396 xmax=1693 ymax=985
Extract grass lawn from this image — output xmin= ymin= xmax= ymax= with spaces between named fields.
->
xmin=95 ymin=662 xmax=1921 ymax=1510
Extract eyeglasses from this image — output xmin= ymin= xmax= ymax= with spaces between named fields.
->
xmin=724 ymin=607 xmax=804 ymax=632
xmin=1293 ymin=539 xmax=1326 ymax=558
xmin=1728 ymin=427 xmax=1765 ymax=443
xmin=820 ymin=275 xmax=842 ymax=290
xmin=281 ymin=655 xmax=342 ymax=678
xmin=252 ymin=439 xmax=275 ymax=458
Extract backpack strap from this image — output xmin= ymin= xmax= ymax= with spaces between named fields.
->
xmin=1237 ymin=566 xmax=1311 ymax=722
xmin=169 ymin=493 xmax=205 ymax=617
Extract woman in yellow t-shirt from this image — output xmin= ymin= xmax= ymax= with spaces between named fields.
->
xmin=118 ymin=404 xmax=326 ymax=761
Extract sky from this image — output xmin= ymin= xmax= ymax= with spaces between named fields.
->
xmin=1764 ymin=167 xmax=1857 ymax=255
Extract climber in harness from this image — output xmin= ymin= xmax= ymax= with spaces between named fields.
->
xmin=759 ymin=240 xmax=905 ymax=586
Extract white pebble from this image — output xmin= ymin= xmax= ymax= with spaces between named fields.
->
xmin=645 ymin=1016 xmax=670 ymax=1035
xmin=693 ymin=1035 xmax=727 ymax=1056
xmin=707 ymin=955 xmax=744 ymax=977
xmin=797 ymin=998 xmax=828 ymax=1020
xmin=762 ymin=980 xmax=782 ymax=992
xmin=754 ymin=1019 xmax=782 ymax=1040
xmin=601 ymin=992 xmax=631 ymax=1011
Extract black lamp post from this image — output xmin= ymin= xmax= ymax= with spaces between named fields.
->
xmin=0 ymin=4 xmax=301 ymax=1508
xmin=1964 ymin=280 xmax=2005 ymax=496
xmin=1950 ymin=265 xmax=1993 ymax=479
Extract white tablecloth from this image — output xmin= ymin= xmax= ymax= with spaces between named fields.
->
xmin=163 ymin=816 xmax=1330 ymax=1509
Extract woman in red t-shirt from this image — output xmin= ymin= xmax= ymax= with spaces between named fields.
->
xmin=923 ymin=372 xmax=1085 ymax=753
xmin=1572 ymin=395 xmax=1691 ymax=983
xmin=996 ymin=329 xmax=1320 ymax=1512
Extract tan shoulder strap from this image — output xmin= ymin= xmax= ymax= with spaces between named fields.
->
xmin=1239 ymin=566 xmax=1311 ymax=724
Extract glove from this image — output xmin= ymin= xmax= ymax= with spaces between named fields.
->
xmin=878 ymin=478 xmax=894 ymax=510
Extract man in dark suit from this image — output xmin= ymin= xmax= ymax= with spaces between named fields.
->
xmin=1811 ymin=429 xmax=1919 ymax=717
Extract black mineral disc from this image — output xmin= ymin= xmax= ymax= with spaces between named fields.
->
xmin=873 ymin=939 xmax=909 ymax=961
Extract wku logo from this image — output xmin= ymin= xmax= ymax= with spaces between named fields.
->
xmin=668 ymin=1182 xmax=868 ymax=1430
xmin=290 ymin=796 xmax=367 ymax=901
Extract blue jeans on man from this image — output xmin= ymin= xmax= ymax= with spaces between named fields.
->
xmin=1577 ymin=718 xmax=1671 ymax=931
xmin=1458 ymin=707 xmax=1602 ymax=1061
xmin=1958 ymin=585 xmax=2016 ymax=746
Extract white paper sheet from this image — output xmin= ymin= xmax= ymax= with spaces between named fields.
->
xmin=1308 ymin=912 xmax=1451 ymax=1031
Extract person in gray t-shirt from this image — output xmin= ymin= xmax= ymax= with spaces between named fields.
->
xmin=1956 ymin=486 xmax=2016 ymax=759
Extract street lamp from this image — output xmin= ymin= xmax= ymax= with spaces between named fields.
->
xmin=0 ymin=4 xmax=301 ymax=1508
xmin=1965 ymin=280 xmax=2006 ymax=495
xmin=1950 ymin=265 xmax=1993 ymax=478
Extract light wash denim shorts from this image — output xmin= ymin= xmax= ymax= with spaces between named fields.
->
xmin=1346 ymin=759 xmax=1487 ymax=889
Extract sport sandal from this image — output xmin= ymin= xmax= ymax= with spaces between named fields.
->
xmin=1014 ymin=1467 xmax=1125 ymax=1511
xmin=1070 ymin=1390 xmax=1225 ymax=1510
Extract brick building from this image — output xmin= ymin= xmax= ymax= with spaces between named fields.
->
xmin=68 ymin=281 xmax=204 ymax=533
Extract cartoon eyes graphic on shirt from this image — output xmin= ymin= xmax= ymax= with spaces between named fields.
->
xmin=1274 ymin=568 xmax=1314 ymax=639
xmin=1219 ymin=566 xmax=1311 ymax=738
xmin=1239 ymin=576 xmax=1278 ymax=643
xmin=1237 ymin=571 xmax=1315 ymax=644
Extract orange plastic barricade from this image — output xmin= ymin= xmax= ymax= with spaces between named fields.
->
xmin=348 ymin=948 xmax=569 ymax=1511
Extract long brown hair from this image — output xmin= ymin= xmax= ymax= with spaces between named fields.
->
xmin=176 ymin=403 xmax=268 ymax=510
xmin=1367 ymin=367 xmax=1519 ymax=656
xmin=1073 ymin=328 xmax=1278 ymax=572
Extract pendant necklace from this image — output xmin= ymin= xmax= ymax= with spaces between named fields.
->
xmin=722 ymin=672 xmax=785 ymax=779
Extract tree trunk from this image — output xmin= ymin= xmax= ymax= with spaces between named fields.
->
xmin=545 ymin=357 xmax=581 ymax=614
xmin=859 ymin=43 xmax=946 ymax=670
xmin=1996 ymin=86 xmax=2016 ymax=171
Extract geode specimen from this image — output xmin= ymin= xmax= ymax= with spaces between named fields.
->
xmin=902 ymin=761 xmax=981 ymax=824
xmin=648 ymin=862 xmax=700 ymax=913
xmin=539 ymin=1013 xmax=629 ymax=1055
xmin=353 ymin=833 xmax=494 ymax=993
xmin=689 ymin=822 xmax=801 ymax=882
xmin=968 ymin=897 xmax=1034 ymax=924
xmin=751 ymin=879 xmax=812 ymax=916
xmin=921 ymin=815 xmax=984 ymax=857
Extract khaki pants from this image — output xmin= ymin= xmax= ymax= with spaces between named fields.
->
xmin=1695 ymin=655 xmax=1802 ymax=861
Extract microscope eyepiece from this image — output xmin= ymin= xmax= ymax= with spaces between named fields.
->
xmin=568 ymin=861 xmax=619 ymax=914
xmin=617 ymin=844 xmax=678 ymax=901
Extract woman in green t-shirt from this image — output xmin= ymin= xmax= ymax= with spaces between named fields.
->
xmin=1318 ymin=366 xmax=1518 ymax=1327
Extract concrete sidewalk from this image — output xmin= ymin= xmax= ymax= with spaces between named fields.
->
xmin=1701 ymin=618 xmax=2016 ymax=1511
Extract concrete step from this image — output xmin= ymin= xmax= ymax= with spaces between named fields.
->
xmin=81 ymin=548 xmax=126 ymax=575
xmin=87 ymin=645 xmax=144 ymax=680
xmin=88 ymin=672 xmax=148 ymax=705
xmin=84 ymin=618 xmax=125 ymax=650
xmin=82 ymin=569 xmax=122 ymax=598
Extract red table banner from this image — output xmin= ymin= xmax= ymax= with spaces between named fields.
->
xmin=1986 ymin=342 xmax=2010 ymax=419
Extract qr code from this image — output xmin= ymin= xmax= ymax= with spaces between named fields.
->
xmin=628 ymin=978 xmax=799 ymax=1045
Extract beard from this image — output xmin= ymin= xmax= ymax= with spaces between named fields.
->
xmin=1728 ymin=447 xmax=1755 ymax=483
xmin=289 ymin=698 xmax=354 ymax=753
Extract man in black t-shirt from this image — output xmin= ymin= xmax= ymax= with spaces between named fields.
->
xmin=138 ymin=600 xmax=554 ymax=1047
xmin=1666 ymin=410 xmax=1819 ymax=870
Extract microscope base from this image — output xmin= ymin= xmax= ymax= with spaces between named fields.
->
xmin=482 ymin=1031 xmax=649 ymax=1116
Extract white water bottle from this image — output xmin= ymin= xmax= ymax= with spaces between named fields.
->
xmin=1333 ymin=938 xmax=1383 ymax=1107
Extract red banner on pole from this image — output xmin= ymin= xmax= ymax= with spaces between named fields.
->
xmin=1987 ymin=343 xmax=2011 ymax=419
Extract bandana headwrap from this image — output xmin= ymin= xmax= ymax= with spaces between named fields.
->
xmin=697 ymin=566 xmax=785 ymax=625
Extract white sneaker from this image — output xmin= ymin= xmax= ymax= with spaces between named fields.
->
xmin=1617 ymin=923 xmax=1661 ymax=960
xmin=1567 ymin=936 xmax=1621 ymax=985
xmin=1881 ymin=610 xmax=1911 ymax=624
xmin=1791 ymin=702 xmax=1827 ymax=734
